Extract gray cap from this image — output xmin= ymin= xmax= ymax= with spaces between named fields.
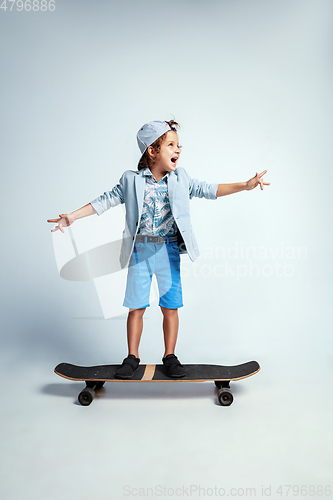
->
xmin=136 ymin=120 xmax=171 ymax=155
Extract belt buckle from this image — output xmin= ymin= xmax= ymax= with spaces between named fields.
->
xmin=156 ymin=236 xmax=164 ymax=244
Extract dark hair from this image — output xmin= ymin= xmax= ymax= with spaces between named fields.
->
xmin=138 ymin=119 xmax=180 ymax=171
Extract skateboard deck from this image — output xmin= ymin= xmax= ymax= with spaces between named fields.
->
xmin=55 ymin=361 xmax=260 ymax=406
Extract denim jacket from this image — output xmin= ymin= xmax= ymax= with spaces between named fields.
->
xmin=90 ymin=167 xmax=218 ymax=268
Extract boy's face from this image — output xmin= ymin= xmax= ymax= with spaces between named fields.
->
xmin=151 ymin=130 xmax=181 ymax=173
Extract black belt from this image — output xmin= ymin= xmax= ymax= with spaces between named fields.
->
xmin=135 ymin=235 xmax=178 ymax=244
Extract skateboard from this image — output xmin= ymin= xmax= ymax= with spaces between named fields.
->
xmin=55 ymin=360 xmax=260 ymax=407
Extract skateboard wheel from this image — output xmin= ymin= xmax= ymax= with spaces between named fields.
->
xmin=218 ymin=388 xmax=233 ymax=406
xmin=78 ymin=387 xmax=95 ymax=406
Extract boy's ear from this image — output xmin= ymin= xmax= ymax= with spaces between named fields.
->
xmin=147 ymin=145 xmax=156 ymax=158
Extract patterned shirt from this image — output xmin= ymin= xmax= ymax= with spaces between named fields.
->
xmin=137 ymin=167 xmax=178 ymax=236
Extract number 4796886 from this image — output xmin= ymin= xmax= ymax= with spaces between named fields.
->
xmin=276 ymin=485 xmax=331 ymax=496
xmin=0 ymin=0 xmax=55 ymax=11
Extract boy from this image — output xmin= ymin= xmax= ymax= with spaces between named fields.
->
xmin=48 ymin=120 xmax=269 ymax=379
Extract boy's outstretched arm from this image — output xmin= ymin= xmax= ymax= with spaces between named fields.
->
xmin=216 ymin=170 xmax=270 ymax=197
xmin=47 ymin=203 xmax=97 ymax=233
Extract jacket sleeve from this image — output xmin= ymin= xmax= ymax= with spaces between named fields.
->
xmin=184 ymin=169 xmax=218 ymax=200
xmin=90 ymin=173 xmax=125 ymax=215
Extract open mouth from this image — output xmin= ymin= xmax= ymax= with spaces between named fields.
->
xmin=171 ymin=157 xmax=178 ymax=164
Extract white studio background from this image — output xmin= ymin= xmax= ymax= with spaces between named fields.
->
xmin=1 ymin=1 xmax=332 ymax=499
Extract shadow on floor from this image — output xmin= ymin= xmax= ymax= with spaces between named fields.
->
xmin=41 ymin=380 xmax=246 ymax=406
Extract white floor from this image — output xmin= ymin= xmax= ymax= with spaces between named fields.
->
xmin=1 ymin=353 xmax=332 ymax=500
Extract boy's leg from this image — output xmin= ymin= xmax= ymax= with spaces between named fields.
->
xmin=160 ymin=306 xmax=179 ymax=358
xmin=119 ymin=242 xmax=152 ymax=379
xmin=156 ymin=241 xmax=185 ymax=377
xmin=115 ymin=307 xmax=145 ymax=379
xmin=160 ymin=306 xmax=185 ymax=378
xmin=127 ymin=307 xmax=146 ymax=358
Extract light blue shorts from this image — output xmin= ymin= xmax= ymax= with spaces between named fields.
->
xmin=123 ymin=240 xmax=183 ymax=310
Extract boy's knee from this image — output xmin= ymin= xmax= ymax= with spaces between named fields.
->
xmin=129 ymin=307 xmax=146 ymax=317
xmin=160 ymin=307 xmax=178 ymax=317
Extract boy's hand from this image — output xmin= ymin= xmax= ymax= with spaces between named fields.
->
xmin=246 ymin=170 xmax=270 ymax=191
xmin=47 ymin=213 xmax=75 ymax=233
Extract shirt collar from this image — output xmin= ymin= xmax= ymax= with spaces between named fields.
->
xmin=142 ymin=167 xmax=152 ymax=177
xmin=142 ymin=167 xmax=168 ymax=183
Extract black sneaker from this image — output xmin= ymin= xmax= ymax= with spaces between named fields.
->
xmin=115 ymin=355 xmax=140 ymax=379
xmin=162 ymin=354 xmax=186 ymax=378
